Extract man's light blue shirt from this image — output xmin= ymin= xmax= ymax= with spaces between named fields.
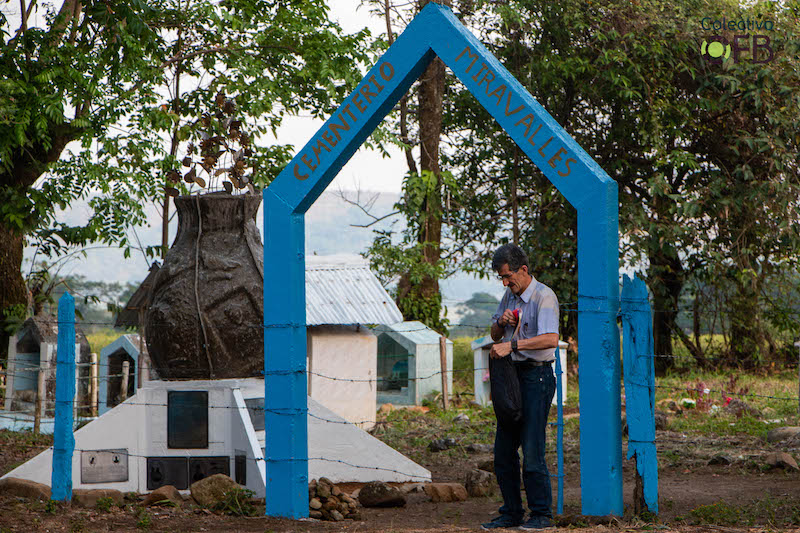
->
xmin=491 ymin=275 xmax=559 ymax=362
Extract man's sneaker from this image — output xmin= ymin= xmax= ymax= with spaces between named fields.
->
xmin=519 ymin=515 xmax=555 ymax=530
xmin=480 ymin=514 xmax=524 ymax=530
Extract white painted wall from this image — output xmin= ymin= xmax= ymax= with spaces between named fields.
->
xmin=307 ymin=326 xmax=376 ymax=429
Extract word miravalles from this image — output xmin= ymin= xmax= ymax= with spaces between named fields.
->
xmin=454 ymin=46 xmax=577 ymax=179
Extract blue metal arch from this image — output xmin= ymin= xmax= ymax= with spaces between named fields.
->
xmin=263 ymin=2 xmax=620 ymax=517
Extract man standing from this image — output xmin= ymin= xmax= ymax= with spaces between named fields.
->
xmin=481 ymin=244 xmax=559 ymax=531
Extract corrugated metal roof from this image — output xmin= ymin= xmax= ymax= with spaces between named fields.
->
xmin=374 ymin=321 xmax=452 ymax=346
xmin=305 ymin=257 xmax=403 ymax=326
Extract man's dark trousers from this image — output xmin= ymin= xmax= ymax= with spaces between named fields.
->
xmin=493 ymin=362 xmax=556 ymax=520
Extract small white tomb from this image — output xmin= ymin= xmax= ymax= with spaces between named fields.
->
xmin=1 ymin=378 xmax=430 ymax=496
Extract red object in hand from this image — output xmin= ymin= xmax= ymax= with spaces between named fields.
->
xmin=513 ymin=309 xmax=520 ymax=319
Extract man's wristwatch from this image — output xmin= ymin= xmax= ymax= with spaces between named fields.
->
xmin=511 ymin=339 xmax=518 ymax=353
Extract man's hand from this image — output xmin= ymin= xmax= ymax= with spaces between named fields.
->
xmin=499 ymin=309 xmax=518 ymax=327
xmin=490 ymin=342 xmax=512 ymax=359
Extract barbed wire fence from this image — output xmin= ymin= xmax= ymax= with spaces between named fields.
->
xmin=1 ymin=296 xmax=799 ymax=514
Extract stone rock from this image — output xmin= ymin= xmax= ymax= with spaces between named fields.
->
xmin=0 ymin=478 xmax=50 ymax=501
xmin=654 ymin=411 xmax=669 ymax=431
xmin=465 ymin=469 xmax=493 ymax=497
xmin=72 ymin=488 xmax=125 ymax=508
xmin=466 ymin=443 xmax=493 ymax=454
xmin=331 ymin=510 xmax=344 ymax=521
xmin=316 ymin=483 xmax=331 ymax=499
xmin=142 ymin=485 xmax=183 ymax=507
xmin=339 ymin=493 xmax=357 ymax=505
xmin=724 ymin=399 xmax=761 ymax=418
xmin=765 ymin=452 xmax=799 ymax=471
xmin=428 ymin=437 xmax=457 ymax=452
xmin=707 ymin=455 xmax=732 ymax=466
xmin=323 ymin=500 xmax=338 ymax=511
xmin=656 ymin=398 xmax=682 ymax=414
xmin=309 ymin=510 xmax=323 ymax=519
xmin=379 ymin=403 xmax=394 ymax=414
xmin=767 ymin=427 xmax=800 ymax=443
xmin=477 ymin=459 xmax=494 ymax=473
xmin=189 ymin=474 xmax=239 ymax=508
xmin=424 ymin=483 xmax=469 ymax=503
xmin=785 ymin=434 xmax=800 ymax=449
xmin=453 ymin=413 xmax=470 ymax=424
xmin=309 ymin=498 xmax=322 ymax=510
xmin=358 ymin=481 xmax=406 ymax=508
xmin=399 ymin=483 xmax=424 ymax=494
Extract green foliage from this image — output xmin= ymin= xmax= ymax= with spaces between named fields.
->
xmin=689 ymin=497 xmax=800 ymax=528
xmin=44 ymin=499 xmax=58 ymax=514
xmin=370 ymin=0 xmax=800 ymax=363
xmin=452 ymin=337 xmax=476 ymax=390
xmin=135 ymin=507 xmax=152 ymax=530
xmin=96 ymin=496 xmax=115 ymax=513
xmin=690 ymin=501 xmax=742 ymax=525
xmin=213 ymin=487 xmax=258 ymax=516
xmin=0 ymin=0 xmax=378 ymax=290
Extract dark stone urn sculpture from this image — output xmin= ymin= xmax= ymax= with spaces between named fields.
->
xmin=146 ymin=193 xmax=264 ymax=379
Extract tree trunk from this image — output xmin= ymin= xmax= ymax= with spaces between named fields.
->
xmin=0 ymin=222 xmax=28 ymax=361
xmin=727 ymin=277 xmax=764 ymax=369
xmin=647 ymin=245 xmax=684 ymax=376
xmin=396 ymin=0 xmax=450 ymax=333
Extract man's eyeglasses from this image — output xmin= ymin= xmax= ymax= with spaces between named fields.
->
xmin=497 ymin=269 xmax=518 ymax=281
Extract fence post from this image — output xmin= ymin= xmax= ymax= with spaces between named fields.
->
xmin=52 ymin=292 xmax=76 ymax=502
xmin=795 ymin=341 xmax=800 ymax=415
xmin=439 ymin=336 xmax=449 ymax=410
xmin=34 ymin=369 xmax=46 ymax=434
xmin=621 ymin=274 xmax=658 ymax=515
xmin=90 ymin=353 xmax=99 ymax=417
xmin=120 ymin=360 xmax=130 ymax=403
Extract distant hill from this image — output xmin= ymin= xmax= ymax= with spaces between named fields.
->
xmin=23 ymin=191 xmax=501 ymax=307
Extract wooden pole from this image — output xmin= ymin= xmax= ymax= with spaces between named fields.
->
xmin=34 ymin=368 xmax=45 ymax=434
xmin=439 ymin=336 xmax=449 ymax=410
xmin=90 ymin=353 xmax=98 ymax=417
xmin=138 ymin=310 xmax=145 ymax=389
xmin=120 ymin=360 xmax=130 ymax=403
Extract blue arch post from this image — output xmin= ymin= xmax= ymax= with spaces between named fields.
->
xmin=52 ymin=292 xmax=76 ymax=501
xmin=263 ymin=2 xmax=621 ymax=517
xmin=622 ymin=275 xmax=658 ymax=514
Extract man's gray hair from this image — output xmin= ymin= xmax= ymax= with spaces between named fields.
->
xmin=492 ymin=244 xmax=529 ymax=272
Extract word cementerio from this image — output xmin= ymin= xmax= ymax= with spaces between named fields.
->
xmin=700 ymin=17 xmax=775 ymax=31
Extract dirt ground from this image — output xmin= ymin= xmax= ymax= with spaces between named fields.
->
xmin=2 ymin=425 xmax=800 ymax=532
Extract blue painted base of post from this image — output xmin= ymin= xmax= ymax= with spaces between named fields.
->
xmin=52 ymin=293 xmax=76 ymax=502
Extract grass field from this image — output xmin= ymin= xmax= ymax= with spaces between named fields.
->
xmin=449 ymin=334 xmax=799 ymax=440
xmin=85 ymin=328 xmax=125 ymax=354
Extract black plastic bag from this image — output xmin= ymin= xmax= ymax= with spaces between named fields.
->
xmin=489 ymin=355 xmax=522 ymax=428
